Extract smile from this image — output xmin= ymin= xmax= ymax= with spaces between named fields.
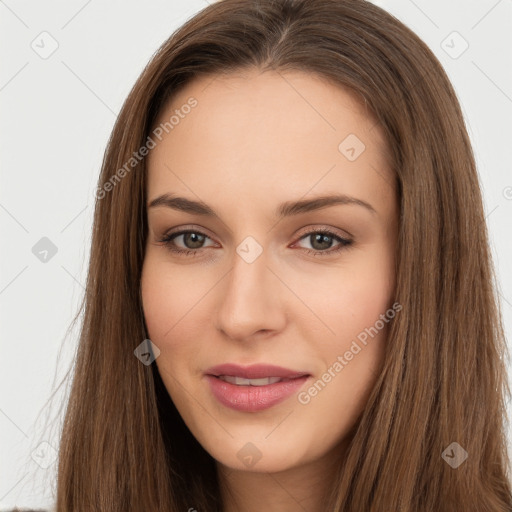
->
xmin=205 ymin=374 xmax=310 ymax=412
xmin=217 ymin=375 xmax=286 ymax=386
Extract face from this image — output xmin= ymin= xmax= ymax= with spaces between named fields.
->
xmin=141 ymin=68 xmax=398 ymax=474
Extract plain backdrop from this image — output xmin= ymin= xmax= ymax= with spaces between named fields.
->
xmin=1 ymin=0 xmax=511 ymax=509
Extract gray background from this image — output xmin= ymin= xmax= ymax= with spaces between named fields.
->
xmin=1 ymin=0 xmax=511 ymax=509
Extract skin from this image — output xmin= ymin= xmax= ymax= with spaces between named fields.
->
xmin=141 ymin=68 xmax=398 ymax=512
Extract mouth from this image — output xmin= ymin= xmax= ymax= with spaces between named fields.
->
xmin=203 ymin=364 xmax=311 ymax=412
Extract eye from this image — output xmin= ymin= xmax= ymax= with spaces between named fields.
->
xmin=157 ymin=227 xmax=353 ymax=257
xmin=293 ymin=228 xmax=353 ymax=256
xmin=158 ymin=229 xmax=217 ymax=257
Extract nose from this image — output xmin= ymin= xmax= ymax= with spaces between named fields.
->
xmin=215 ymin=245 xmax=287 ymax=342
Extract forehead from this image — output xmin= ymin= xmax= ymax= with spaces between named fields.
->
xmin=146 ymin=69 xmax=393 ymax=216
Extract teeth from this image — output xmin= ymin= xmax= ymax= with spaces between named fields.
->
xmin=218 ymin=375 xmax=283 ymax=386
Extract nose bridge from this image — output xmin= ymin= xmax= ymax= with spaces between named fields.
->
xmin=215 ymin=238 xmax=284 ymax=340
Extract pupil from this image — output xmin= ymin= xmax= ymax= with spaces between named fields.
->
xmin=312 ymin=233 xmax=332 ymax=250
xmin=185 ymin=232 xmax=204 ymax=248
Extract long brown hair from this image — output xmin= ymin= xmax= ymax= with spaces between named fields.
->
xmin=53 ymin=0 xmax=512 ymax=510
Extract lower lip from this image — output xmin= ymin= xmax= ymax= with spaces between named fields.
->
xmin=205 ymin=375 xmax=310 ymax=412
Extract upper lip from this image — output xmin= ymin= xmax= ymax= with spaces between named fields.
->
xmin=205 ymin=363 xmax=310 ymax=380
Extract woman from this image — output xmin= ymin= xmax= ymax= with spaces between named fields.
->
xmin=49 ymin=0 xmax=512 ymax=510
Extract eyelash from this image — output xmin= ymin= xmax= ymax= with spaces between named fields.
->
xmin=157 ymin=228 xmax=353 ymax=258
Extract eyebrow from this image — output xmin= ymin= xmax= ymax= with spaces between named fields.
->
xmin=148 ymin=193 xmax=377 ymax=218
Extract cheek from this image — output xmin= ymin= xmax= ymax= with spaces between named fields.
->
xmin=140 ymin=263 xmax=170 ymax=341
xmin=289 ymin=249 xmax=395 ymax=345
xmin=140 ymin=256 xmax=214 ymax=369
xmin=141 ymin=254 xmax=202 ymax=339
